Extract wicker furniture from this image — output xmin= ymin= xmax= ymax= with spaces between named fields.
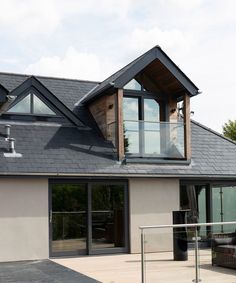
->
xmin=211 ymin=232 xmax=236 ymax=269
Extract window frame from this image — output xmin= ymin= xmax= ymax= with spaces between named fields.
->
xmin=7 ymin=91 xmax=59 ymax=116
xmin=123 ymin=89 xmax=166 ymax=157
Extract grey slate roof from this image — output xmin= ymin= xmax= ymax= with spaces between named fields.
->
xmin=1 ymin=119 xmax=236 ymax=179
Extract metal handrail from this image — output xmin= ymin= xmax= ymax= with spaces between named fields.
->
xmin=140 ymin=221 xmax=236 ymax=283
xmin=139 ymin=221 xmax=236 ymax=230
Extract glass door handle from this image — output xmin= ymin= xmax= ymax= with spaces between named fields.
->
xmin=50 ymin=210 xmax=52 ymax=223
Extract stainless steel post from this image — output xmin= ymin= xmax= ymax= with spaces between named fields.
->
xmin=193 ymin=227 xmax=201 ymax=282
xmin=141 ymin=230 xmax=145 ymax=283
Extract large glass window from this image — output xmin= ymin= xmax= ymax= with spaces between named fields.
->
xmin=50 ymin=181 xmax=128 ymax=257
xmin=212 ymin=186 xmax=236 ymax=233
xmin=8 ymin=93 xmax=56 ymax=115
xmin=123 ymin=96 xmax=160 ymax=155
xmin=180 ymin=183 xmax=236 ymax=240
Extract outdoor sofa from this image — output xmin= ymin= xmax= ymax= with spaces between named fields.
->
xmin=211 ymin=232 xmax=236 ymax=269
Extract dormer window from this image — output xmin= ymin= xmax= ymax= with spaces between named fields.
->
xmin=123 ymin=96 xmax=161 ymax=155
xmin=7 ymin=93 xmax=56 ymax=116
xmin=123 ymin=77 xmax=185 ymax=159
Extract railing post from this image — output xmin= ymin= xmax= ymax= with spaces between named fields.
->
xmin=141 ymin=229 xmax=145 ymax=283
xmin=193 ymin=226 xmax=201 ymax=282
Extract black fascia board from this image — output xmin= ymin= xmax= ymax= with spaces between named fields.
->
xmin=9 ymin=76 xmax=85 ymax=127
xmin=114 ymin=50 xmax=156 ymax=88
xmin=79 ymin=82 xmax=114 ymax=105
xmin=155 ymin=48 xmax=199 ymax=96
xmin=114 ymin=47 xmax=199 ymax=96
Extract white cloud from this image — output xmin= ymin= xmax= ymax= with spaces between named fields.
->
xmin=24 ymin=46 xmax=120 ymax=81
xmin=125 ymin=27 xmax=195 ymax=58
xmin=0 ymin=0 xmax=61 ymax=37
xmin=0 ymin=0 xmax=134 ymax=38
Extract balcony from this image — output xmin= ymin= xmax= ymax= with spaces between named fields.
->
xmin=123 ymin=120 xmax=185 ymax=159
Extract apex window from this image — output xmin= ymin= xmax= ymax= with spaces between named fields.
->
xmin=7 ymin=93 xmax=56 ymax=116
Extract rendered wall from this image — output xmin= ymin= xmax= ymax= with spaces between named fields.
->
xmin=129 ymin=178 xmax=179 ymax=253
xmin=0 ymin=178 xmax=49 ymax=262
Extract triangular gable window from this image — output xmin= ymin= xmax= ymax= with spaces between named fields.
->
xmin=7 ymin=93 xmax=56 ymax=115
xmin=124 ymin=79 xmax=142 ymax=91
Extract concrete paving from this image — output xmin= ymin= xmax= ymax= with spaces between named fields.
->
xmin=0 ymin=259 xmax=100 ymax=283
xmin=53 ymin=250 xmax=236 ymax=283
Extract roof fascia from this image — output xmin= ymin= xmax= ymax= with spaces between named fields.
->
xmin=10 ymin=76 xmax=85 ymax=126
xmin=114 ymin=47 xmax=199 ymax=96
xmin=114 ymin=50 xmax=156 ymax=88
xmin=155 ymin=48 xmax=199 ymax=96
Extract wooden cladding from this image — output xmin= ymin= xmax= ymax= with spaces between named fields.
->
xmin=183 ymin=94 xmax=191 ymax=159
xmin=89 ymin=94 xmax=116 ymax=146
xmin=88 ymin=90 xmax=125 ymax=160
xmin=116 ymin=89 xmax=125 ymax=161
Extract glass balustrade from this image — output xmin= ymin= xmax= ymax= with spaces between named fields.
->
xmin=124 ymin=120 xmax=185 ymax=158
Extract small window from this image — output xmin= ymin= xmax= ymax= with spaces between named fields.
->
xmin=8 ymin=95 xmax=31 ymax=113
xmin=124 ymin=79 xmax=142 ymax=91
xmin=7 ymin=93 xmax=56 ymax=116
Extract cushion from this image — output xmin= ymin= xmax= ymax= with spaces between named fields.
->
xmin=212 ymin=237 xmax=234 ymax=247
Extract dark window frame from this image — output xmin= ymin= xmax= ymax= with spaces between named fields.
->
xmin=123 ymin=90 xmax=166 ymax=158
xmin=7 ymin=89 xmax=61 ymax=117
xmin=48 ymin=178 xmax=129 ymax=257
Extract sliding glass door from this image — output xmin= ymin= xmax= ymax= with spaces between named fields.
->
xmin=91 ymin=184 xmax=125 ymax=251
xmin=50 ymin=181 xmax=128 ymax=257
xmin=51 ymin=184 xmax=87 ymax=256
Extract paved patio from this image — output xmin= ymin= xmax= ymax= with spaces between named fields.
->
xmin=0 ymin=260 xmax=100 ymax=283
xmin=53 ymin=250 xmax=236 ymax=283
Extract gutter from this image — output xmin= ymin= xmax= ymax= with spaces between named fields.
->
xmin=1 ymin=172 xmax=236 ymax=180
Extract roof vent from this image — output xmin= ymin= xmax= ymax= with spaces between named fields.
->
xmin=3 ymin=125 xmax=22 ymax=158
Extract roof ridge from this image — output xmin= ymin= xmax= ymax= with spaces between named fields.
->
xmin=191 ymin=119 xmax=236 ymax=146
xmin=0 ymin=71 xmax=100 ymax=84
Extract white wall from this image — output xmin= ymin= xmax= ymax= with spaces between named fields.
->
xmin=0 ymin=178 xmax=49 ymax=262
xmin=129 ymin=178 xmax=179 ymax=253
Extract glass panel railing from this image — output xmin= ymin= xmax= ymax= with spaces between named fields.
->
xmin=140 ymin=221 xmax=236 ymax=283
xmin=124 ymin=120 xmax=185 ymax=158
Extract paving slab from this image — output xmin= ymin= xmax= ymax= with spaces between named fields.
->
xmin=53 ymin=250 xmax=236 ymax=283
xmin=0 ymin=259 xmax=101 ymax=283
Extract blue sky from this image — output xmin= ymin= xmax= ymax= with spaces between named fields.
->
xmin=1 ymin=0 xmax=236 ymax=133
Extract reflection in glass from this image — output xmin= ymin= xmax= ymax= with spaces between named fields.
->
xmin=123 ymin=97 xmax=139 ymax=153
xmin=51 ymin=184 xmax=87 ymax=255
xmin=7 ymin=92 xmax=56 ymax=115
xmin=144 ymin=99 xmax=159 ymax=122
xmin=123 ymin=97 xmax=139 ymax=120
xmin=144 ymin=122 xmax=160 ymax=154
xmin=124 ymin=79 xmax=142 ymax=91
xmin=212 ymin=186 xmax=236 ymax=233
xmin=8 ymin=94 xmax=31 ymax=113
xmin=197 ymin=186 xmax=207 ymax=238
xmin=91 ymin=184 xmax=125 ymax=250
xmin=33 ymin=95 xmax=55 ymax=115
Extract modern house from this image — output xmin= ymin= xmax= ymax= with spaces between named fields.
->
xmin=0 ymin=46 xmax=236 ymax=262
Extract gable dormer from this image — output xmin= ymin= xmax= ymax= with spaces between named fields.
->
xmin=76 ymin=46 xmax=200 ymax=162
xmin=2 ymin=76 xmax=84 ymax=126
